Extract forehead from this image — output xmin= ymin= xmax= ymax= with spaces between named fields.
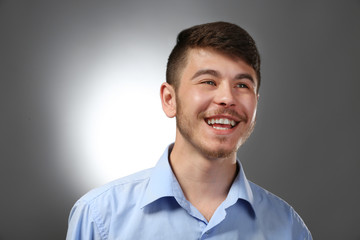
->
xmin=181 ymin=48 xmax=258 ymax=83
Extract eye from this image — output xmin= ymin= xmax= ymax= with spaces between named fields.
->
xmin=202 ymin=80 xmax=216 ymax=86
xmin=236 ymin=83 xmax=248 ymax=88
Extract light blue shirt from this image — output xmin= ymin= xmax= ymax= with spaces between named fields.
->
xmin=66 ymin=144 xmax=312 ymax=240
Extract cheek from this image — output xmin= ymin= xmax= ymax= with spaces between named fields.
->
xmin=187 ymin=88 xmax=213 ymax=110
xmin=240 ymin=96 xmax=258 ymax=118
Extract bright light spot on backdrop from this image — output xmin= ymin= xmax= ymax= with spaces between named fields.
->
xmin=53 ymin=30 xmax=176 ymax=189
xmin=80 ymin=80 xmax=175 ymax=185
xmin=67 ymin=65 xmax=175 ymax=187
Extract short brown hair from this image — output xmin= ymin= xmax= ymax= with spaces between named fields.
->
xmin=166 ymin=21 xmax=261 ymax=92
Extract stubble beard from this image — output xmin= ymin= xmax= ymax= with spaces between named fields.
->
xmin=175 ymin=97 xmax=256 ymax=160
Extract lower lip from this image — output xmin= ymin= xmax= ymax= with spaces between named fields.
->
xmin=206 ymin=122 xmax=237 ymax=135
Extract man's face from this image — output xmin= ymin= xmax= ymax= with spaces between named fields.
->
xmin=174 ymin=48 xmax=258 ymax=159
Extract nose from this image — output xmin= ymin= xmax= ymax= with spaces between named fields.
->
xmin=214 ymin=83 xmax=236 ymax=107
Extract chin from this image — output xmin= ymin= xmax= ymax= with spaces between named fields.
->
xmin=199 ymin=143 xmax=238 ymax=160
xmin=206 ymin=149 xmax=236 ymax=160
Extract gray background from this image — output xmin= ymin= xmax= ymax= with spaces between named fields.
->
xmin=1 ymin=0 xmax=359 ymax=239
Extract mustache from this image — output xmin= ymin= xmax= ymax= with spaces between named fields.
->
xmin=199 ymin=108 xmax=247 ymax=122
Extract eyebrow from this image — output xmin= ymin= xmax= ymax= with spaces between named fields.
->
xmin=191 ymin=69 xmax=220 ymax=80
xmin=191 ymin=69 xmax=255 ymax=84
xmin=234 ymin=73 xmax=255 ymax=84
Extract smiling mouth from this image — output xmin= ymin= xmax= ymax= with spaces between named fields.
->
xmin=205 ymin=118 xmax=239 ymax=130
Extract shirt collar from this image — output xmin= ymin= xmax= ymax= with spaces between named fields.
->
xmin=139 ymin=144 xmax=175 ymax=208
xmin=140 ymin=144 xmax=255 ymax=214
xmin=223 ymin=160 xmax=255 ymax=212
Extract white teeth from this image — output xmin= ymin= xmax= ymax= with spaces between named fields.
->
xmin=207 ymin=118 xmax=237 ymax=127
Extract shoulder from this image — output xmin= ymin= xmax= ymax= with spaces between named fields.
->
xmin=248 ymin=181 xmax=312 ymax=239
xmin=248 ymin=180 xmax=291 ymax=210
xmin=77 ymin=168 xmax=152 ymax=206
xmin=66 ymin=168 xmax=153 ymax=239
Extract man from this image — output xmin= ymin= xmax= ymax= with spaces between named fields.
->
xmin=66 ymin=22 xmax=312 ymax=239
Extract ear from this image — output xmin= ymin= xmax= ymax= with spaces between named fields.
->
xmin=160 ymin=82 xmax=176 ymax=118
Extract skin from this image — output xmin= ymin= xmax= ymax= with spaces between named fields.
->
xmin=160 ymin=47 xmax=259 ymax=221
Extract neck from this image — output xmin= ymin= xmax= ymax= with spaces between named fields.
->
xmin=169 ymin=140 xmax=238 ymax=221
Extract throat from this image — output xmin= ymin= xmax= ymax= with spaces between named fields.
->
xmin=191 ymin=197 xmax=225 ymax=222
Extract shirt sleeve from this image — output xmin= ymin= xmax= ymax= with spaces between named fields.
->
xmin=66 ymin=201 xmax=104 ymax=240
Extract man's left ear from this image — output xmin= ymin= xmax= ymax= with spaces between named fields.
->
xmin=160 ymin=82 xmax=176 ymax=118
